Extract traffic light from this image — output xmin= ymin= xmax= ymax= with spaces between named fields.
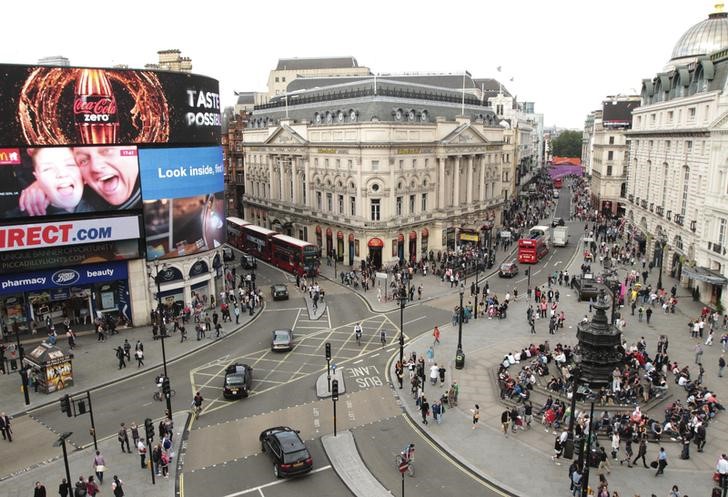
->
xmin=60 ymin=394 xmax=72 ymax=417
xmin=144 ymin=418 xmax=154 ymax=439
xmin=162 ymin=378 xmax=171 ymax=396
xmin=251 ymin=273 xmax=256 ymax=282
xmin=331 ymin=379 xmax=339 ymax=401
xmin=77 ymin=399 xmax=87 ymax=415
xmin=525 ymin=269 xmax=530 ymax=276
xmin=325 ymin=342 xmax=331 ymax=361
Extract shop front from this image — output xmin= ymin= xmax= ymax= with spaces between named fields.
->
xmin=368 ymin=237 xmax=384 ymax=269
xmin=348 ymin=234 xmax=355 ymax=266
xmin=337 ymin=231 xmax=344 ymax=262
xmin=0 ymin=261 xmax=131 ymax=335
xmin=408 ymin=231 xmax=417 ymax=262
xmin=326 ymin=228 xmax=333 ymax=258
xmin=459 ymin=229 xmax=479 ymax=248
xmin=421 ymin=228 xmax=429 ymax=258
xmin=315 ymin=225 xmax=323 ymax=249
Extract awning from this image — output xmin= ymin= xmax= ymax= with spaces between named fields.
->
xmin=682 ymin=266 xmax=728 ymax=286
xmin=409 ymin=231 xmax=417 ymax=240
xmin=421 ymin=228 xmax=429 ymax=238
xmin=337 ymin=231 xmax=344 ymax=240
xmin=348 ymin=233 xmax=355 ymax=242
xmin=368 ymin=238 xmax=384 ymax=248
xmin=315 ymin=226 xmax=322 ymax=234
xmin=326 ymin=228 xmax=332 ymax=236
xmin=460 ymin=233 xmax=479 ymax=242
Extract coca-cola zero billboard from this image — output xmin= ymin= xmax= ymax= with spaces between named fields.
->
xmin=0 ymin=64 xmax=221 ymax=147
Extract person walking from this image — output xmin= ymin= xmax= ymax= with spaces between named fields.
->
xmin=429 ymin=363 xmax=438 ymax=385
xmin=632 ymin=438 xmax=649 ymax=468
xmin=0 ymin=412 xmax=11 ymax=442
xmin=597 ymin=446 xmax=611 ymax=475
xmin=160 ymin=445 xmax=170 ymax=478
xmin=501 ymin=409 xmax=511 ymax=437
xmin=85 ymin=476 xmax=99 ymax=497
xmin=716 ymin=453 xmax=728 ymax=497
xmin=135 ymin=348 xmax=144 ymax=368
xmin=58 ymin=478 xmax=71 ymax=497
xmin=92 ymin=450 xmax=106 ymax=484
xmin=620 ymin=438 xmax=634 ymax=467
xmin=695 ymin=342 xmax=704 ymax=364
xmin=117 ymin=423 xmax=131 ymax=453
xmin=433 ymin=326 xmax=440 ymax=345
xmin=111 ymin=476 xmax=124 ymax=497
xmin=151 ymin=443 xmax=162 ymax=476
xmin=137 ymin=438 xmax=147 ymax=470
xmin=655 ymin=446 xmax=668 ymax=476
xmin=420 ymin=396 xmax=429 ymax=425
xmin=33 ymin=481 xmax=47 ymax=497
xmin=115 ymin=346 xmax=126 ymax=369
xmin=471 ymin=404 xmax=480 ymax=429
xmin=720 ymin=354 xmax=726 ymax=378
xmin=74 ymin=476 xmax=87 ymax=497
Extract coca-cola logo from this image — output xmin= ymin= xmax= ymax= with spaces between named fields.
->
xmin=73 ymin=97 xmax=117 ymax=116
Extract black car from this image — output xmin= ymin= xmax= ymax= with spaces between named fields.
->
xmin=270 ymin=284 xmax=289 ymax=301
xmin=259 ymin=426 xmax=313 ymax=478
xmin=552 ymin=217 xmax=565 ymax=227
xmin=272 ymin=328 xmax=294 ymax=351
xmin=499 ymin=262 xmax=519 ymax=278
xmin=223 ymin=363 xmax=253 ymax=399
xmin=241 ymin=254 xmax=257 ymax=269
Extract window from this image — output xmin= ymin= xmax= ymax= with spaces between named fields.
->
xmin=399 ymin=159 xmax=404 ymax=169
xmin=720 ymin=218 xmax=727 ymax=248
xmin=650 ymin=113 xmax=656 ymax=124
xmin=681 ymin=167 xmax=689 ymax=217
xmin=688 ymin=107 xmax=696 ymax=120
xmin=662 ymin=163 xmax=669 ymax=208
xmin=607 ymin=165 xmax=613 ymax=176
xmin=336 ymin=159 xmax=340 ymax=168
xmin=608 ymin=136 xmax=615 ymax=145
xmin=348 ymin=159 xmax=353 ymax=169
xmin=275 ymin=77 xmax=279 ymax=83
xmin=607 ymin=151 xmax=614 ymax=161
xmin=350 ymin=196 xmax=356 ymax=216
xmin=412 ymin=159 xmax=417 ymax=169
xmin=314 ymin=158 xmax=319 ymax=167
xmin=282 ymin=77 xmax=286 ymax=82
xmin=371 ymin=160 xmax=379 ymax=170
xmin=326 ymin=192 xmax=332 ymax=211
xmin=302 ymin=178 xmax=307 ymax=205
xmin=687 ymin=140 xmax=693 ymax=152
xmin=409 ymin=194 xmax=415 ymax=214
xmin=338 ymin=194 xmax=344 ymax=214
xmin=667 ymin=111 xmax=673 ymax=123
xmin=325 ymin=159 xmax=329 ymax=168
xmin=396 ymin=196 xmax=403 ymax=216
xmin=425 ymin=158 xmax=429 ymax=168
xmin=370 ymin=199 xmax=381 ymax=221
xmin=421 ymin=193 xmax=428 ymax=211
xmin=665 ymin=140 xmax=671 ymax=153
xmin=316 ymin=191 xmax=322 ymax=210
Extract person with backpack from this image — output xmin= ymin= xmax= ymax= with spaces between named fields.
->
xmin=111 ymin=476 xmax=124 ymax=497
xmin=74 ymin=476 xmax=87 ymax=497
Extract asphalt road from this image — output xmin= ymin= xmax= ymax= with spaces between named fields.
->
xmin=24 ymin=187 xmax=581 ymax=496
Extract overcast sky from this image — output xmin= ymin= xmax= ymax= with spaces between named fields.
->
xmin=0 ymin=0 xmax=716 ymax=128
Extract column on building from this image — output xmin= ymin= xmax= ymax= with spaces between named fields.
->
xmin=466 ymin=156 xmax=473 ymax=205
xmin=304 ymin=158 xmax=311 ymax=208
xmin=267 ymin=155 xmax=274 ymax=200
xmin=279 ymin=155 xmax=286 ymax=201
xmin=438 ymin=157 xmax=445 ymax=209
xmin=479 ymin=155 xmax=486 ymax=201
xmin=292 ymin=157 xmax=300 ymax=205
xmin=453 ymin=156 xmax=460 ymax=207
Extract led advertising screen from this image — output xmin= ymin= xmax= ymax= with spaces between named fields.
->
xmin=139 ymin=146 xmax=225 ymax=260
xmin=0 ymin=64 xmax=220 ymax=147
xmin=0 ymin=145 xmax=140 ymax=218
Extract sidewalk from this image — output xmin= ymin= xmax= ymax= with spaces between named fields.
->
xmin=1 ymin=411 xmax=187 ymax=497
xmin=317 ymin=243 xmax=518 ymax=313
xmin=0 ymin=305 xmax=263 ymax=418
xmin=389 ymin=239 xmax=725 ymax=497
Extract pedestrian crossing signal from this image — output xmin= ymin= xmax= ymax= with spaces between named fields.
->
xmin=331 ymin=379 xmax=339 ymax=401
xmin=60 ymin=394 xmax=72 ymax=417
xmin=162 ymin=378 xmax=171 ymax=396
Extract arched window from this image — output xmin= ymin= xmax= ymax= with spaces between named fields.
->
xmin=662 ymin=162 xmax=669 ymax=208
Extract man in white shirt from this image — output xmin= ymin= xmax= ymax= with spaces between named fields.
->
xmin=717 ymin=453 xmax=728 ymax=496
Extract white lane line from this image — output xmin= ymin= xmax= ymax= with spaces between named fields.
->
xmin=353 ymin=359 xmax=363 ymax=364
xmin=403 ymin=315 xmax=427 ymax=326
xmin=221 ymin=465 xmax=333 ymax=497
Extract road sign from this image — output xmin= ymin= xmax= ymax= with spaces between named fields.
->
xmin=375 ymin=272 xmax=388 ymax=279
xmin=399 ymin=461 xmax=409 ymax=474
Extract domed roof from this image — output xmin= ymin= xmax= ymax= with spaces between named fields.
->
xmin=671 ymin=7 xmax=728 ymax=61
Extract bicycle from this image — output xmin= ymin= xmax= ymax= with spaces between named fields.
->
xmin=191 ymin=403 xmax=202 ymax=421
xmin=153 ymin=389 xmax=176 ymax=401
xmin=395 ymin=453 xmax=415 ymax=477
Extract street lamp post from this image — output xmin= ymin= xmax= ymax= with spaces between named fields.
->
xmin=474 ymin=258 xmax=480 ymax=320
xmin=14 ymin=326 xmax=29 ymax=405
xmin=564 ymin=363 xmax=581 ymax=459
xmin=151 ymin=261 xmax=172 ymax=416
xmin=53 ymin=432 xmax=73 ymax=493
xmin=455 ymin=284 xmax=465 ymax=369
xmin=580 ymin=401 xmax=595 ymax=497
xmin=399 ymin=288 xmax=406 ymax=369
xmin=656 ymin=236 xmax=666 ymax=290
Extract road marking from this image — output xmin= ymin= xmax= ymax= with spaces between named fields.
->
xmin=219 ymin=465 xmax=332 ymax=497
xmin=353 ymin=359 xmax=363 ymax=364
xmin=403 ymin=315 xmax=427 ymax=326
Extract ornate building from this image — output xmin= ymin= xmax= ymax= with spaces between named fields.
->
xmin=626 ymin=5 xmax=728 ymax=308
xmin=241 ymin=75 xmax=515 ymax=267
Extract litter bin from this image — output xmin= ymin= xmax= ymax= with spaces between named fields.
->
xmin=562 ymin=438 xmax=575 ymax=459
xmin=455 ymin=348 xmax=465 ymax=369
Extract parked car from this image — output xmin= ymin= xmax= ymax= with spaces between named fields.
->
xmin=259 ymin=426 xmax=313 ymax=478
xmin=241 ymin=254 xmax=257 ymax=269
xmin=270 ymin=284 xmax=289 ymax=301
xmin=223 ymin=363 xmax=253 ymax=399
xmin=271 ymin=328 xmax=294 ymax=351
xmin=551 ymin=217 xmax=565 ymax=227
xmin=498 ymin=261 xmax=519 ymax=278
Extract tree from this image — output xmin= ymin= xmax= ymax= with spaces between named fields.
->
xmin=551 ymin=130 xmax=583 ymax=157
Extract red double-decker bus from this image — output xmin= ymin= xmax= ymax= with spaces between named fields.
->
xmin=241 ymin=224 xmax=276 ymax=261
xmin=226 ymin=217 xmax=249 ymax=250
xmin=518 ymin=225 xmax=550 ymax=263
xmin=272 ymin=234 xmax=320 ymax=277
xmin=553 ymin=177 xmax=563 ymax=189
